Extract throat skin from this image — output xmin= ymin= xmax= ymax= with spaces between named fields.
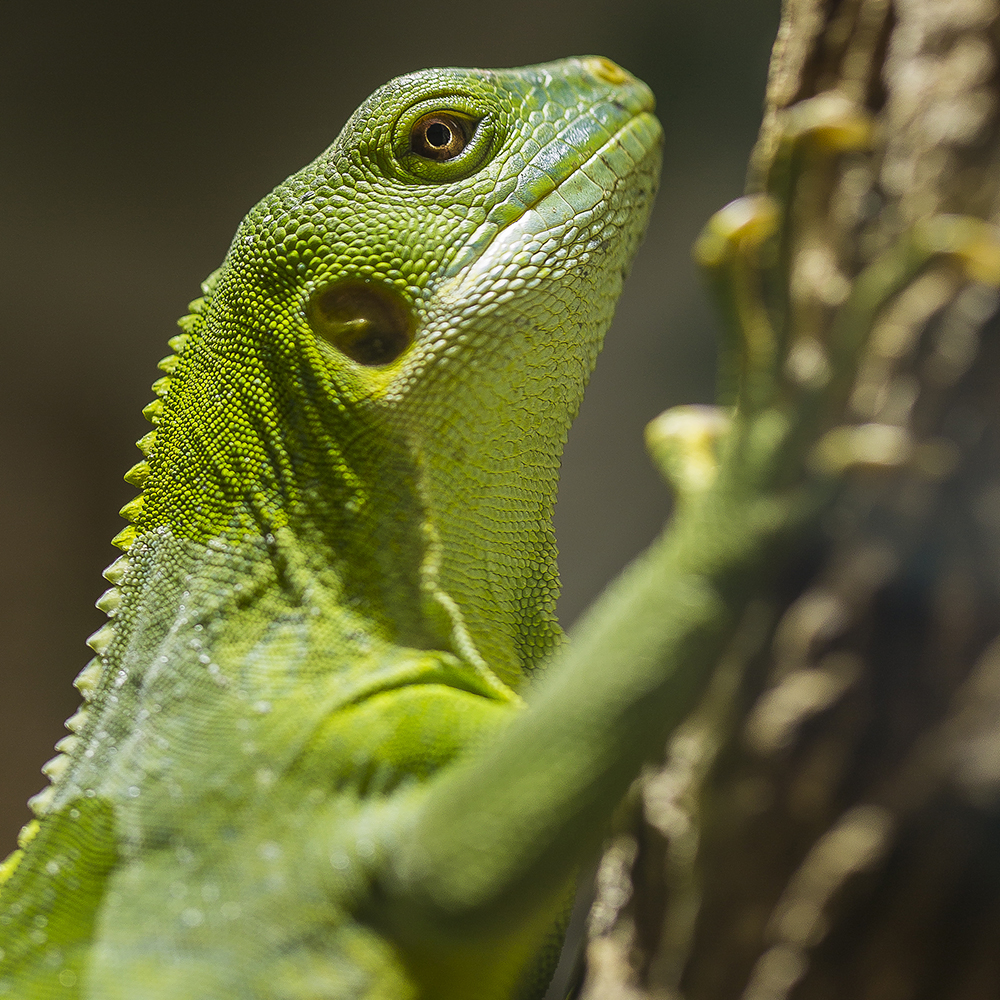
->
xmin=137 ymin=273 xmax=567 ymax=697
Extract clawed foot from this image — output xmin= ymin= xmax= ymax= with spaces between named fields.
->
xmin=647 ymin=92 xmax=1000 ymax=510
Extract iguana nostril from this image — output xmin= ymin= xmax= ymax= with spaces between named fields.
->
xmin=587 ymin=56 xmax=631 ymax=85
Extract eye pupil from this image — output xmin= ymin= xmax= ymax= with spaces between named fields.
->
xmin=425 ymin=122 xmax=452 ymax=148
xmin=410 ymin=112 xmax=471 ymax=162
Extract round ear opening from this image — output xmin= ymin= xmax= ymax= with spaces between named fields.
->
xmin=308 ymin=280 xmax=414 ymax=366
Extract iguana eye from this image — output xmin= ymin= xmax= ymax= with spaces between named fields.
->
xmin=393 ymin=99 xmax=495 ymax=182
xmin=308 ymin=280 xmax=414 ymax=366
xmin=410 ymin=112 xmax=473 ymax=161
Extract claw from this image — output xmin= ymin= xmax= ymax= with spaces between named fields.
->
xmin=811 ymin=422 xmax=913 ymax=474
xmin=694 ymin=195 xmax=780 ymax=270
xmin=914 ymin=215 xmax=1000 ymax=287
xmin=694 ymin=196 xmax=781 ymax=406
xmin=779 ymin=92 xmax=874 ymax=156
xmin=762 ymin=94 xmax=874 ymax=217
xmin=646 ymin=406 xmax=731 ymax=501
xmin=810 ymin=423 xmax=960 ymax=479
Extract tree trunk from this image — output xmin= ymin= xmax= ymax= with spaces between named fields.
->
xmin=580 ymin=1 xmax=1000 ymax=997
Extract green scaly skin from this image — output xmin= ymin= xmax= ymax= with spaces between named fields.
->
xmin=0 ymin=58 xmax=663 ymax=999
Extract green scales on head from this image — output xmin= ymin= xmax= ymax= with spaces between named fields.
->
xmin=0 ymin=58 xmax=662 ymax=998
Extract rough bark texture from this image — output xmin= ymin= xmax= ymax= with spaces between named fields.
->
xmin=581 ymin=2 xmax=1000 ymax=997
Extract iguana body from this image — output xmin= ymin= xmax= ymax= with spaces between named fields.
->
xmin=0 ymin=58 xmax=662 ymax=999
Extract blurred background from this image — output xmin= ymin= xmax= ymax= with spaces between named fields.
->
xmin=0 ymin=0 xmax=780 ymax=849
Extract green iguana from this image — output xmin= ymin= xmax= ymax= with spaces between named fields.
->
xmin=0 ymin=56 xmax=663 ymax=1000
xmin=3 ymin=52 xmax=995 ymax=1000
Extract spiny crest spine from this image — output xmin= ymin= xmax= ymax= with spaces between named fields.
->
xmin=0 ymin=819 xmax=41 ymax=891
xmin=112 ymin=276 xmax=216 ymax=551
xmin=23 ymin=274 xmax=218 ymax=820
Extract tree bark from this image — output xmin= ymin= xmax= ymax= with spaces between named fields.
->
xmin=580 ymin=1 xmax=1000 ymax=997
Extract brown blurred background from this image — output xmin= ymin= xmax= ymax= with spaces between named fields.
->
xmin=0 ymin=0 xmax=780 ymax=849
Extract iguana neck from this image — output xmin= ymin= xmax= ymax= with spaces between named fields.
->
xmin=131 ymin=271 xmax=562 ymax=690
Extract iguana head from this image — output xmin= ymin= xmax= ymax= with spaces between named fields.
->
xmin=139 ymin=57 xmax=662 ymax=686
